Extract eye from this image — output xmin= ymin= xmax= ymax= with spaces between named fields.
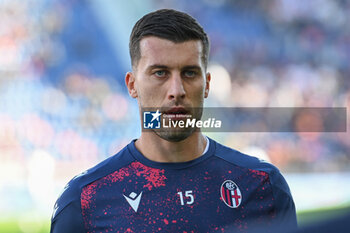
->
xmin=183 ymin=70 xmax=197 ymax=78
xmin=154 ymin=70 xmax=166 ymax=78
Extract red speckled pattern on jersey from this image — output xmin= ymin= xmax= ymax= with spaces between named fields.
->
xmin=81 ymin=161 xmax=166 ymax=232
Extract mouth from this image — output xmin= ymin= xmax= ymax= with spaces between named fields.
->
xmin=163 ymin=107 xmax=191 ymax=120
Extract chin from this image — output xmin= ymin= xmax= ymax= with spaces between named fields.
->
xmin=155 ymin=128 xmax=196 ymax=142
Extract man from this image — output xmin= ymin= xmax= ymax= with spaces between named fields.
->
xmin=51 ymin=9 xmax=297 ymax=232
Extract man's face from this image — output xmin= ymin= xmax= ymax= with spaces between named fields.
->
xmin=126 ymin=36 xmax=210 ymax=142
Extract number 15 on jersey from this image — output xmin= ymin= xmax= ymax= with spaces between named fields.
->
xmin=177 ymin=190 xmax=194 ymax=205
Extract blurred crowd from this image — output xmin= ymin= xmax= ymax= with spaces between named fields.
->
xmin=0 ymin=0 xmax=349 ymax=216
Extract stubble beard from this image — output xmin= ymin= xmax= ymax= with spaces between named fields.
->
xmin=139 ymin=99 xmax=204 ymax=142
xmin=155 ymin=107 xmax=203 ymax=142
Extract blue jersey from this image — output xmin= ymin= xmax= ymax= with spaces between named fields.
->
xmin=50 ymin=138 xmax=297 ymax=233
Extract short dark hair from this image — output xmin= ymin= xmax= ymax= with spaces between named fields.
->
xmin=129 ymin=9 xmax=210 ymax=69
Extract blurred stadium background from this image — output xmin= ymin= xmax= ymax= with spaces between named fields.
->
xmin=0 ymin=0 xmax=349 ymax=232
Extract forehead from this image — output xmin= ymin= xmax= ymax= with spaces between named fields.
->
xmin=138 ymin=37 xmax=203 ymax=69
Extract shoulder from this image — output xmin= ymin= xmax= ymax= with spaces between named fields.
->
xmin=211 ymin=138 xmax=292 ymax=197
xmin=211 ymin=138 xmax=297 ymax=226
xmin=51 ymin=143 xmax=135 ymax=221
xmin=212 ymin=138 xmax=277 ymax=173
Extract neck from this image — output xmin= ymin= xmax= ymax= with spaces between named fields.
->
xmin=135 ymin=131 xmax=207 ymax=163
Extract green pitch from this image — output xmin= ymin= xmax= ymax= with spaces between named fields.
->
xmin=297 ymin=204 xmax=350 ymax=226
xmin=0 ymin=220 xmax=49 ymax=233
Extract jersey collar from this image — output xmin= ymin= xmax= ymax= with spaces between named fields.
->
xmin=127 ymin=137 xmax=216 ymax=170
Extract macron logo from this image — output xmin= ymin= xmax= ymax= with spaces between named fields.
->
xmin=123 ymin=191 xmax=143 ymax=212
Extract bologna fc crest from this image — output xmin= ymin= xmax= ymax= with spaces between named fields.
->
xmin=220 ymin=180 xmax=242 ymax=208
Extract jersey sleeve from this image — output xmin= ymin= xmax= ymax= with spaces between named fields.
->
xmin=50 ymin=179 xmax=85 ymax=233
xmin=50 ymin=201 xmax=85 ymax=233
xmin=269 ymin=168 xmax=298 ymax=230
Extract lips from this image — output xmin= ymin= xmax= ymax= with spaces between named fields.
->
xmin=165 ymin=107 xmax=188 ymax=114
xmin=163 ymin=107 xmax=190 ymax=120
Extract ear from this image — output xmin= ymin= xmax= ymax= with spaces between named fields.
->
xmin=125 ymin=72 xmax=138 ymax=98
xmin=204 ymin=72 xmax=211 ymax=98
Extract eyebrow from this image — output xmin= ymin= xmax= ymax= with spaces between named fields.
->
xmin=146 ymin=64 xmax=202 ymax=72
xmin=146 ymin=64 xmax=169 ymax=72
xmin=182 ymin=65 xmax=202 ymax=71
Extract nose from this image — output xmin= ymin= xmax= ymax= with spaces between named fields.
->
xmin=168 ymin=73 xmax=186 ymax=101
